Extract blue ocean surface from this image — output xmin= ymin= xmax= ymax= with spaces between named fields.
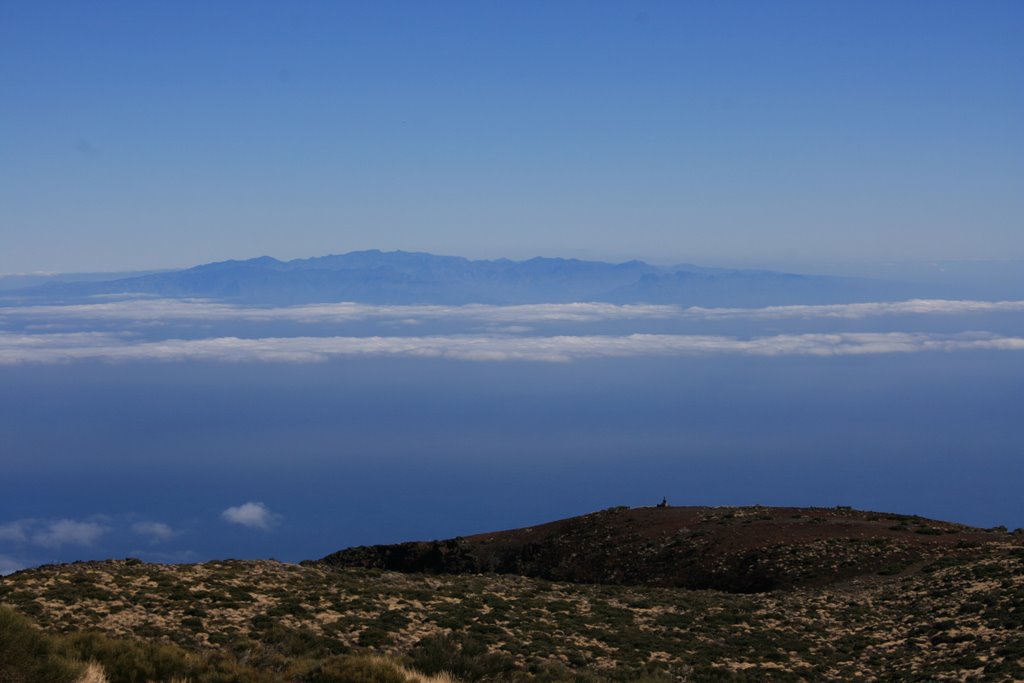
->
xmin=1 ymin=344 xmax=1021 ymax=572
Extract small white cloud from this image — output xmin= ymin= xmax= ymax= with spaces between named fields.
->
xmin=32 ymin=519 xmax=108 ymax=548
xmin=221 ymin=502 xmax=278 ymax=530
xmin=0 ymin=554 xmax=26 ymax=576
xmin=131 ymin=521 xmax=178 ymax=543
xmin=0 ymin=521 xmax=27 ymax=542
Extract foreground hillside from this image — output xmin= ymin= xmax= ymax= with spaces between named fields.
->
xmin=0 ymin=604 xmax=458 ymax=683
xmin=2 ymin=506 xmax=1023 ymax=681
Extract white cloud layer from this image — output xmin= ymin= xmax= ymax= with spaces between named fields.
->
xmin=31 ymin=519 xmax=108 ymax=548
xmin=3 ymin=297 xmax=1023 ymax=326
xmin=2 ymin=298 xmax=1022 ymax=364
xmin=685 ymin=299 xmax=1024 ymax=320
xmin=2 ymin=299 xmax=678 ymax=325
xmin=0 ymin=330 xmax=1021 ymax=364
xmin=221 ymin=502 xmax=277 ymax=530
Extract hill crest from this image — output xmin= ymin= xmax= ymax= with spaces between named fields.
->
xmin=313 ymin=505 xmax=1019 ymax=593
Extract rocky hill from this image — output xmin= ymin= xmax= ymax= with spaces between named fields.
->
xmin=314 ymin=505 xmax=1015 ymax=593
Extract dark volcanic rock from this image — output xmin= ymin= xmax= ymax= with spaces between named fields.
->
xmin=313 ymin=505 xmax=1015 ymax=593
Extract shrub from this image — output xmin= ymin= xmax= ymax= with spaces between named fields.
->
xmin=303 ymin=655 xmax=406 ymax=683
xmin=409 ymin=633 xmax=516 ymax=681
xmin=0 ymin=606 xmax=84 ymax=683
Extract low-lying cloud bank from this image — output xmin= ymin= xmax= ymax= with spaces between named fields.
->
xmin=0 ymin=330 xmax=1021 ymax=364
xmin=32 ymin=519 xmax=109 ymax=548
xmin=3 ymin=298 xmax=1023 ymax=326
xmin=0 ymin=508 xmax=270 ymax=574
xmin=1 ymin=516 xmax=180 ymax=550
xmin=0 ymin=518 xmax=110 ymax=549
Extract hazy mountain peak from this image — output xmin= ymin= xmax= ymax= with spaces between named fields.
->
xmin=7 ymin=249 xmax=929 ymax=306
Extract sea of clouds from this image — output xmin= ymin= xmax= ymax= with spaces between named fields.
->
xmin=0 ymin=298 xmax=1022 ymax=364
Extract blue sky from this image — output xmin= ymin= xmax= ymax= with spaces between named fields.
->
xmin=2 ymin=1 xmax=1022 ymax=273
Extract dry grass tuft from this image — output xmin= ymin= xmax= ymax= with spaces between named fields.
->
xmin=76 ymin=662 xmax=109 ymax=683
xmin=392 ymin=660 xmax=459 ymax=683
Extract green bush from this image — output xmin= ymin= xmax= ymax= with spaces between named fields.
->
xmin=0 ymin=606 xmax=84 ymax=683
xmin=0 ymin=610 xmax=436 ymax=683
xmin=303 ymin=656 xmax=406 ymax=683
xmin=409 ymin=632 xmax=517 ymax=681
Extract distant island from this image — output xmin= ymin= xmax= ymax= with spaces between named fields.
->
xmin=8 ymin=250 xmax=936 ymax=306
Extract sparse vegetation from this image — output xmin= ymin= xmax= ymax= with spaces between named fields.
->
xmin=0 ymin=605 xmax=460 ymax=683
xmin=2 ymin=506 xmax=1022 ymax=681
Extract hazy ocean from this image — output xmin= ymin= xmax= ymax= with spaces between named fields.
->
xmin=2 ymin=326 xmax=1021 ymax=570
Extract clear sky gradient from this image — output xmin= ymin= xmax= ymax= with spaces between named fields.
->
xmin=2 ymin=1 xmax=1022 ymax=273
